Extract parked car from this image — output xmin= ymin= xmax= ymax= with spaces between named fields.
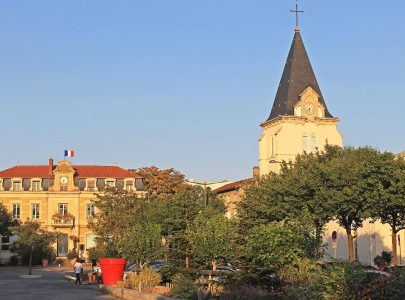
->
xmin=125 ymin=262 xmax=139 ymax=272
xmin=147 ymin=259 xmax=171 ymax=272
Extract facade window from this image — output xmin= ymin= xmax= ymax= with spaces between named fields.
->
xmin=311 ymin=134 xmax=317 ymax=153
xmin=13 ymin=181 xmax=21 ymax=191
xmin=60 ymin=186 xmax=68 ymax=191
xmin=106 ymin=180 xmax=115 ymax=188
xmin=1 ymin=236 xmax=10 ymax=251
xmin=302 ymin=134 xmax=309 ymax=153
xmin=12 ymin=204 xmax=20 ymax=219
xmin=32 ymin=203 xmax=40 ymax=219
xmin=86 ymin=233 xmax=96 ymax=249
xmin=86 ymin=203 xmax=95 ymax=219
xmin=58 ymin=203 xmax=68 ymax=215
xmin=271 ymin=136 xmax=275 ymax=157
xmin=32 ymin=181 xmax=41 ymax=191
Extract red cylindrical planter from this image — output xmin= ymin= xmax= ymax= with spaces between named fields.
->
xmin=99 ymin=258 xmax=127 ymax=286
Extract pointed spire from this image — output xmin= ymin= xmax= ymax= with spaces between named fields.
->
xmin=265 ymin=30 xmax=333 ymax=122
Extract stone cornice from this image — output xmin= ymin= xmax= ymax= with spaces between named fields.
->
xmin=260 ymin=115 xmax=339 ymax=129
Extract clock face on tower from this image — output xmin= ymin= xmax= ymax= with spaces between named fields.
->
xmin=304 ymin=103 xmax=314 ymax=115
xmin=60 ymin=176 xmax=68 ymax=185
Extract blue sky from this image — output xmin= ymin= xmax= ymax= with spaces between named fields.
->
xmin=1 ymin=1 xmax=404 ymax=181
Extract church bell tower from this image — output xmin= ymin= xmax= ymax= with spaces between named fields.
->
xmin=259 ymin=3 xmax=342 ymax=175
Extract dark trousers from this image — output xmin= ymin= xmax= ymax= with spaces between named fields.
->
xmin=75 ymin=273 xmax=81 ymax=285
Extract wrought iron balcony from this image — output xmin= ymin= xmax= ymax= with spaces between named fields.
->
xmin=51 ymin=213 xmax=75 ymax=228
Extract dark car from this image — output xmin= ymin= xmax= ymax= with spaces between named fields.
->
xmin=147 ymin=259 xmax=171 ymax=272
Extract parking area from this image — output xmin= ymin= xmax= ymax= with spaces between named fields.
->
xmin=0 ymin=266 xmax=116 ymax=300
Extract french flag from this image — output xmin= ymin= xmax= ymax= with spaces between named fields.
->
xmin=64 ymin=150 xmax=75 ymax=157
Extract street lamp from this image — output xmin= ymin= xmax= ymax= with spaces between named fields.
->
xmin=184 ymin=179 xmax=227 ymax=206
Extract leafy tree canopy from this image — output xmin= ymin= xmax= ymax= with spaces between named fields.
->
xmin=186 ymin=214 xmax=237 ymax=270
xmin=136 ymin=166 xmax=188 ymax=198
xmin=11 ymin=221 xmax=57 ymax=275
xmin=88 ymin=187 xmax=142 ymax=257
xmin=0 ymin=203 xmax=16 ymax=236
xmin=117 ymin=221 xmax=163 ymax=268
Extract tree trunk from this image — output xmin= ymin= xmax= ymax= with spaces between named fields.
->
xmin=315 ymin=224 xmax=323 ymax=259
xmin=346 ymin=230 xmax=355 ymax=262
xmin=212 ymin=259 xmax=217 ymax=271
xmin=392 ymin=232 xmax=398 ymax=266
xmin=28 ymin=245 xmax=33 ymax=275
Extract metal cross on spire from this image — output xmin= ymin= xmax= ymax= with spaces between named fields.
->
xmin=290 ymin=0 xmax=304 ymax=31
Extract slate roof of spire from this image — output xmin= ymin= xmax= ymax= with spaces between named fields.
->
xmin=265 ymin=30 xmax=333 ymax=122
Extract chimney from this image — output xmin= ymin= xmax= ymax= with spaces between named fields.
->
xmin=253 ymin=166 xmax=260 ymax=178
xmin=48 ymin=158 xmax=54 ymax=175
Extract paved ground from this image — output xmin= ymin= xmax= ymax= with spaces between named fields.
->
xmin=0 ymin=266 xmax=116 ymax=300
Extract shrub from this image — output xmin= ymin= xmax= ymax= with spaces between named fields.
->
xmin=10 ymin=255 xmax=19 ymax=266
xmin=19 ymin=245 xmax=55 ymax=265
xmin=170 ymin=273 xmax=198 ymax=300
xmin=374 ymin=251 xmax=392 ymax=269
xmin=220 ymin=283 xmax=270 ymax=300
xmin=283 ymin=260 xmax=368 ymax=299
xmin=159 ymin=265 xmax=179 ymax=283
xmin=67 ymin=250 xmax=79 ymax=260
xmin=124 ymin=268 xmax=161 ymax=290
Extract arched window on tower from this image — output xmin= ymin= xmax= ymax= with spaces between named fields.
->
xmin=295 ymin=105 xmax=302 ymax=117
xmin=302 ymin=133 xmax=309 ymax=153
xmin=311 ymin=134 xmax=317 ymax=152
xmin=318 ymin=107 xmax=323 ymax=118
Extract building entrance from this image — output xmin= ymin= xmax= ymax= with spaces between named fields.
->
xmin=57 ymin=234 xmax=68 ymax=257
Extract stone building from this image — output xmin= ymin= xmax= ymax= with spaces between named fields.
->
xmin=258 ymin=27 xmax=342 ymax=175
xmin=257 ymin=22 xmax=404 ymax=265
xmin=0 ymin=159 xmax=143 ymax=264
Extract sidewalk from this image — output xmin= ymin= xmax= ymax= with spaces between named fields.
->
xmin=0 ymin=266 xmax=116 ymax=300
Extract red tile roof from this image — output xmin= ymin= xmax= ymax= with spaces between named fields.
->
xmin=0 ymin=165 xmax=141 ymax=179
xmin=213 ymin=178 xmax=253 ymax=193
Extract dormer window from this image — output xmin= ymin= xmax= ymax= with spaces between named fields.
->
xmin=31 ymin=179 xmax=42 ymax=192
xmin=12 ymin=180 xmax=21 ymax=192
xmin=125 ymin=180 xmax=134 ymax=191
xmin=105 ymin=179 xmax=115 ymax=188
xmin=86 ymin=179 xmax=96 ymax=192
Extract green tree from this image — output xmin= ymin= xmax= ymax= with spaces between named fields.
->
xmin=0 ymin=203 xmax=16 ymax=236
xmin=372 ymin=156 xmax=405 ymax=265
xmin=238 ymin=152 xmax=334 ymax=258
xmin=322 ymin=147 xmax=394 ymax=261
xmin=244 ymin=220 xmax=317 ymax=269
xmin=116 ymin=222 xmax=163 ymax=268
xmin=11 ymin=221 xmax=56 ymax=275
xmin=88 ymin=188 xmax=142 ymax=257
xmin=186 ymin=215 xmax=236 ymax=270
xmin=149 ymin=187 xmax=225 ymax=266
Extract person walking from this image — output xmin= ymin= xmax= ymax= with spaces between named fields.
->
xmin=73 ymin=260 xmax=83 ymax=285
